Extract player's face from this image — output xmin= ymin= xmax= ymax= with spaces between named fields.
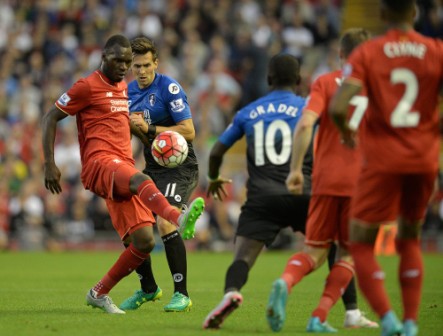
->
xmin=132 ymin=52 xmax=158 ymax=89
xmin=102 ymin=45 xmax=132 ymax=83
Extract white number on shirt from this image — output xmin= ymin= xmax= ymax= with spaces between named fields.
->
xmin=390 ymin=68 xmax=420 ymax=127
xmin=253 ymin=120 xmax=292 ymax=166
xmin=348 ymin=95 xmax=368 ymax=130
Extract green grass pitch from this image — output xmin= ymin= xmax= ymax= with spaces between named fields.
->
xmin=0 ymin=251 xmax=442 ymax=336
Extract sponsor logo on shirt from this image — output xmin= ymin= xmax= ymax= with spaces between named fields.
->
xmin=57 ymin=93 xmax=71 ymax=106
xmin=110 ymin=99 xmax=129 ymax=113
xmin=170 ymin=98 xmax=185 ymax=112
xmin=106 ymin=92 xmax=113 ymax=97
xmin=149 ymin=93 xmax=156 ymax=106
xmin=168 ymin=83 xmax=180 ymax=94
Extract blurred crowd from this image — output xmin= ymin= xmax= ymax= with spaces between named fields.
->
xmin=0 ymin=0 xmax=442 ymax=252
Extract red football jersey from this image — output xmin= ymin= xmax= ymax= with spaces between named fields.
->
xmin=55 ymin=71 xmax=134 ymax=167
xmin=306 ymin=70 xmax=365 ymax=196
xmin=344 ymin=29 xmax=443 ymax=173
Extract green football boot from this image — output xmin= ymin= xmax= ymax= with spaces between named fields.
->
xmin=119 ymin=287 xmax=162 ymax=311
xmin=164 ymin=292 xmax=192 ymax=312
xmin=178 ymin=197 xmax=205 ymax=239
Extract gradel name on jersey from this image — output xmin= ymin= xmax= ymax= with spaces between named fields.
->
xmin=249 ymin=103 xmax=300 ymax=119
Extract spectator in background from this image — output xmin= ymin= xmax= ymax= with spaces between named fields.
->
xmin=54 ymin=122 xmax=81 ymax=187
xmin=192 ymin=56 xmax=241 ymax=138
xmin=0 ymin=180 xmax=10 ymax=250
xmin=281 ymin=11 xmax=314 ymax=61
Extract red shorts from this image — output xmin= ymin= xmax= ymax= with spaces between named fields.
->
xmin=82 ymin=156 xmax=138 ymax=200
xmin=351 ymin=168 xmax=437 ymax=223
xmin=82 ymin=156 xmax=155 ymax=240
xmin=106 ymin=196 xmax=155 ymax=240
xmin=305 ymin=195 xmax=351 ymax=248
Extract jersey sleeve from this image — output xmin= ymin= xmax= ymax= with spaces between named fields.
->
xmin=163 ymin=79 xmax=192 ymax=123
xmin=304 ymin=76 xmax=327 ymax=117
xmin=343 ymin=45 xmax=366 ymax=86
xmin=55 ymin=79 xmax=91 ymax=116
xmin=218 ymin=111 xmax=244 ymax=147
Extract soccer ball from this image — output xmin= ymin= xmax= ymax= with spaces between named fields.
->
xmin=151 ymin=131 xmax=189 ymax=168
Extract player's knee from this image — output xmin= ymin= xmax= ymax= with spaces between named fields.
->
xmin=397 ymin=219 xmax=421 ymax=240
xmin=129 ymin=172 xmax=152 ymax=194
xmin=349 ymin=219 xmax=379 ymax=244
xmin=303 ymin=246 xmax=328 ymax=269
xmin=131 ymin=235 xmax=155 ymax=253
xmin=335 ymin=244 xmax=352 ymax=262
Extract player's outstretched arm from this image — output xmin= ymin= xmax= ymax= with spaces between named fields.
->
xmin=41 ymin=106 xmax=68 ymax=194
xmin=207 ymin=141 xmax=232 ymax=201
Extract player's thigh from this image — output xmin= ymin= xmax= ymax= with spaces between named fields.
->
xmin=83 ymin=157 xmax=138 ymax=200
xmin=146 ymin=165 xmax=199 ymax=207
xmin=237 ymin=196 xmax=288 ymax=247
xmin=401 ymin=172 xmax=437 ymax=221
xmin=105 ymin=196 xmax=155 ymax=241
xmin=351 ymin=169 xmax=401 ymax=223
xmin=237 ymin=195 xmax=308 ymax=246
xmin=305 ymin=195 xmax=343 ymax=248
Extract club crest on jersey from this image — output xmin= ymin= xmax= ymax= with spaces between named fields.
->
xmin=149 ymin=93 xmax=156 ymax=106
xmin=170 ymin=98 xmax=185 ymax=112
xmin=57 ymin=93 xmax=71 ymax=106
xmin=168 ymin=83 xmax=180 ymax=94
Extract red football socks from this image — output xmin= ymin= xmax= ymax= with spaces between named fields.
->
xmin=349 ymin=242 xmax=391 ymax=317
xmin=396 ymin=239 xmax=423 ymax=321
xmin=312 ymin=261 xmax=354 ymax=322
xmin=93 ymin=243 xmax=149 ymax=296
xmin=281 ymin=252 xmax=315 ymax=291
xmin=137 ymin=179 xmax=180 ymax=225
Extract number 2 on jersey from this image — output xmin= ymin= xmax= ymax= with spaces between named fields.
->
xmin=390 ymin=68 xmax=420 ymax=128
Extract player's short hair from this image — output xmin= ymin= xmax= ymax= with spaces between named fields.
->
xmin=340 ymin=28 xmax=371 ymax=58
xmin=382 ymin=0 xmax=415 ymax=13
xmin=268 ymin=53 xmax=301 ymax=86
xmin=131 ymin=36 xmax=158 ymax=60
xmin=103 ymin=34 xmax=131 ymax=52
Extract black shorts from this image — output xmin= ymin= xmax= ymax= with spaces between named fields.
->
xmin=237 ymin=194 xmax=310 ymax=247
xmin=145 ymin=165 xmax=199 ymax=207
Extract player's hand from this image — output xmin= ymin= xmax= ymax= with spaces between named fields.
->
xmin=129 ymin=113 xmax=148 ymax=133
xmin=206 ymin=176 xmax=232 ymax=201
xmin=44 ymin=162 xmax=62 ymax=194
xmin=340 ymin=127 xmax=357 ymax=148
xmin=286 ymin=170 xmax=304 ymax=195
